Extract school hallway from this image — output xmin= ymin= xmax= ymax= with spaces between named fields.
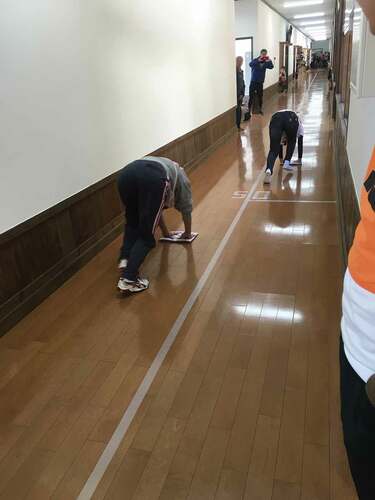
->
xmin=0 ymin=71 xmax=358 ymax=500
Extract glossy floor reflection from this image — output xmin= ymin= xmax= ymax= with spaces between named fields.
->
xmin=0 ymin=72 xmax=356 ymax=500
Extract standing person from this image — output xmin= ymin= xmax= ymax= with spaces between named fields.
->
xmin=236 ymin=56 xmax=245 ymax=130
xmin=340 ymin=7 xmax=375 ymax=500
xmin=117 ymin=156 xmax=193 ymax=293
xmin=340 ymin=2 xmax=375 ymax=497
xmin=247 ymin=49 xmax=274 ymax=117
xmin=263 ymin=109 xmax=304 ymax=184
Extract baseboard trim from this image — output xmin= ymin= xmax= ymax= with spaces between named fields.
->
xmin=0 ymin=106 xmax=236 ymax=336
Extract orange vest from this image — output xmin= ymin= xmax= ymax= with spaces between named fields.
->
xmin=348 ymin=148 xmax=375 ymax=294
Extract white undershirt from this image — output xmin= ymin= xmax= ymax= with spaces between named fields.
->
xmin=341 ymin=269 xmax=375 ymax=382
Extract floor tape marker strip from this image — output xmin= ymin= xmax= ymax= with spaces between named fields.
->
xmin=250 ymin=199 xmax=336 ymax=204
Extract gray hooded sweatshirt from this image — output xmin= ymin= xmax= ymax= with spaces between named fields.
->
xmin=143 ymin=156 xmax=193 ymax=216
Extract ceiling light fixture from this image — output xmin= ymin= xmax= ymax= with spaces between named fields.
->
xmin=307 ymin=27 xmax=329 ymax=31
xmin=300 ymin=20 xmax=327 ymax=25
xmin=294 ymin=12 xmax=325 ymax=18
xmin=284 ymin=0 xmax=323 ymax=8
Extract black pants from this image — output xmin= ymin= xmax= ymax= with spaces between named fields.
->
xmin=279 ymin=136 xmax=303 ymax=162
xmin=266 ymin=111 xmax=299 ymax=173
xmin=340 ymin=339 xmax=375 ymax=499
xmin=248 ymin=81 xmax=264 ymax=113
xmin=236 ymin=96 xmax=243 ymax=128
xmin=118 ymin=160 xmax=168 ymax=281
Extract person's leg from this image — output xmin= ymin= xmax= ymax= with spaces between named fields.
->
xmin=340 ymin=339 xmax=375 ymax=500
xmin=284 ymin=113 xmax=299 ymax=163
xmin=236 ymin=97 xmax=242 ymax=129
xmin=279 ymin=144 xmax=284 ymax=162
xmin=258 ymin=83 xmax=264 ymax=113
xmin=248 ymin=82 xmax=256 ymax=114
xmin=123 ymin=166 xmax=168 ymax=282
xmin=266 ymin=115 xmax=283 ymax=174
xmin=117 ymin=163 xmax=139 ymax=262
xmin=120 ymin=224 xmax=138 ymax=260
xmin=298 ymin=135 xmax=303 ymax=160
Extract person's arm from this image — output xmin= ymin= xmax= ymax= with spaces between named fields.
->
xmin=158 ymin=214 xmax=170 ymax=237
xmin=181 ymin=213 xmax=192 ymax=239
xmin=266 ymin=59 xmax=274 ymax=69
xmin=298 ymin=135 xmax=303 ymax=160
xmin=174 ymin=168 xmax=193 ymax=238
xmin=249 ymin=58 xmax=259 ymax=68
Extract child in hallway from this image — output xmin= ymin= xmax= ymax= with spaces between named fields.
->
xmin=279 ymin=66 xmax=287 ymax=93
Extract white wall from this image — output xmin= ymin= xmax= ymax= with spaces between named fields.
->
xmin=256 ymin=1 xmax=288 ymax=87
xmin=293 ymin=29 xmax=310 ymax=51
xmin=0 ymin=0 xmax=236 ymax=234
xmin=347 ymin=94 xmax=375 ymax=196
xmin=235 ymin=0 xmax=258 ymax=39
xmin=346 ymin=19 xmax=375 ymax=197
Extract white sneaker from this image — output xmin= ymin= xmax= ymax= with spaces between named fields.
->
xmin=117 ymin=277 xmax=149 ymax=293
xmin=118 ymin=259 xmax=128 ymax=270
xmin=263 ymin=169 xmax=272 ymax=184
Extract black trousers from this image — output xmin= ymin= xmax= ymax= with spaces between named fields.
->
xmin=340 ymin=338 xmax=375 ymax=500
xmin=248 ymin=81 xmax=264 ymax=113
xmin=117 ymin=160 xmax=168 ymax=281
xmin=266 ymin=111 xmax=299 ymax=173
xmin=236 ymin=96 xmax=243 ymax=128
xmin=279 ymin=136 xmax=303 ymax=162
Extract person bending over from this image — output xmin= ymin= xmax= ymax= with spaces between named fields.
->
xmin=247 ymin=49 xmax=274 ymax=118
xmin=264 ymin=109 xmax=304 ymax=184
xmin=117 ymin=156 xmax=193 ymax=293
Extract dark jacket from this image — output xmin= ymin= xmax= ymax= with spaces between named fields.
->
xmin=236 ymin=69 xmax=245 ymax=99
xmin=250 ymin=57 xmax=274 ymax=83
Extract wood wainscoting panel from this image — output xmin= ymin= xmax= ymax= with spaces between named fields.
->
xmin=333 ymin=97 xmax=360 ymax=267
xmin=0 ymin=107 xmax=236 ymax=336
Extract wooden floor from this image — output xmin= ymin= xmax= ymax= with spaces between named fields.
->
xmin=0 ymin=72 xmax=358 ymax=500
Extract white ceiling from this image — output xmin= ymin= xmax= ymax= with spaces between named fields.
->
xmin=263 ymin=0 xmax=335 ymax=41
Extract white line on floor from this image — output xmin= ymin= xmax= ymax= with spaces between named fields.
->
xmin=250 ymin=199 xmax=336 ymax=204
xmin=78 ymin=70 xmax=322 ymax=500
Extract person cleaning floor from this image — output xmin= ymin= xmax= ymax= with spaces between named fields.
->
xmin=263 ymin=109 xmax=304 ymax=184
xmin=117 ymin=156 xmax=193 ymax=293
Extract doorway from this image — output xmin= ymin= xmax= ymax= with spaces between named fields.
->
xmin=235 ymin=37 xmax=253 ymax=96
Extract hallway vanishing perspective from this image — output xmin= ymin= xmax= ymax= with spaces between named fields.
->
xmin=0 ymin=72 xmax=357 ymax=499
